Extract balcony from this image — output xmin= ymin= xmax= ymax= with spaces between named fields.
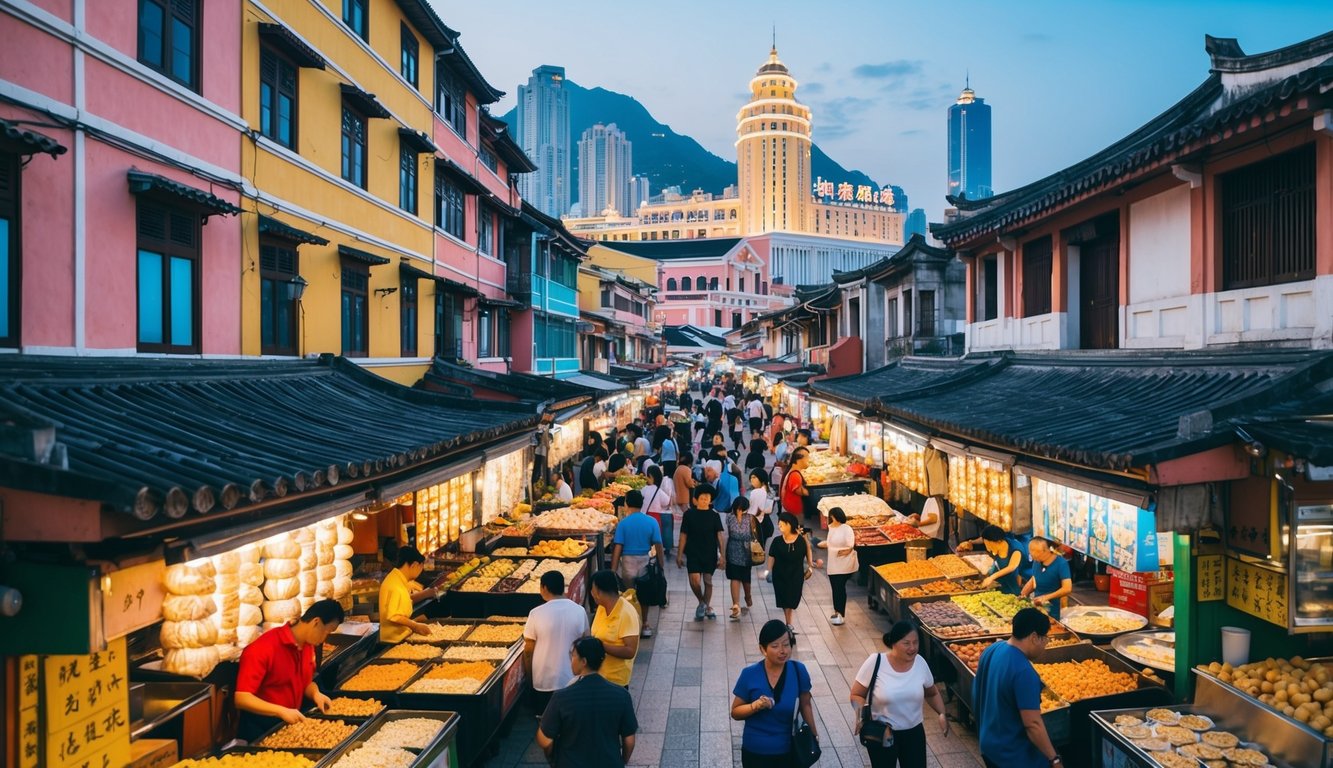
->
xmin=507 ymin=271 xmax=533 ymax=302
xmin=886 ymin=334 xmax=965 ymax=359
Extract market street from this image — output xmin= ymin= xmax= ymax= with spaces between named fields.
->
xmin=492 ymin=554 xmax=987 ymax=768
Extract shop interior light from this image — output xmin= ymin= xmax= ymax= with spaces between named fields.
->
xmin=1234 ymin=427 xmax=1266 ymax=458
xmin=350 ymin=511 xmax=369 ymax=521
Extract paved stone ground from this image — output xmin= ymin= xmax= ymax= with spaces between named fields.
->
xmin=490 ymin=536 xmax=986 ymax=768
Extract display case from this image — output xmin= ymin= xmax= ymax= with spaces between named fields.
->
xmin=1291 ymin=503 xmax=1333 ymax=632
xmin=413 ymin=474 xmax=475 ymax=555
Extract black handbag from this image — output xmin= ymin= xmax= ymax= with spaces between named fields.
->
xmin=787 ymin=661 xmax=821 ymax=767
xmin=859 ymin=653 xmax=890 ymax=748
xmin=634 ymin=559 xmax=667 ymax=607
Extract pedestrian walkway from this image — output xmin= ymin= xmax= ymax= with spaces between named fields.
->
xmin=491 ymin=551 xmax=987 ymax=767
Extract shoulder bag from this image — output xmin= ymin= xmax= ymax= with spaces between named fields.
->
xmin=635 ymin=558 xmax=667 ymax=607
xmin=859 ymin=653 xmax=889 ymax=747
xmin=789 ymin=661 xmax=821 ymax=767
xmin=749 ymin=517 xmax=767 ymax=565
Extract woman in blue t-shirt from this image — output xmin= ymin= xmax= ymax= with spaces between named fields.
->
xmin=960 ymin=525 xmax=1030 ymax=596
xmin=730 ymin=620 xmax=819 ymax=766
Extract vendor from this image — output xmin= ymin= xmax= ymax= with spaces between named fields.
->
xmin=234 ymin=599 xmax=344 ymax=741
xmin=379 ymin=546 xmax=439 ymax=643
xmin=1021 ymin=537 xmax=1073 ymax=619
xmin=909 ymin=496 xmax=946 ymax=555
xmin=958 ymin=525 xmax=1030 ymax=595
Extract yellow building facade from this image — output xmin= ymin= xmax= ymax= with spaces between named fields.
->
xmin=565 ymin=47 xmax=904 ymax=247
xmin=240 ymin=0 xmax=444 ymax=384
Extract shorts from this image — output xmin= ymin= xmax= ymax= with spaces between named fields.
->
xmin=725 ymin=563 xmax=753 ymax=582
xmin=617 ymin=554 xmax=650 ymax=588
xmin=685 ymin=554 xmax=718 ymax=574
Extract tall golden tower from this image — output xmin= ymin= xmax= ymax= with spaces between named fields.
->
xmin=736 ymin=46 xmax=812 ymax=235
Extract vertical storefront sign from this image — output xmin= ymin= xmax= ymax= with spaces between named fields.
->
xmin=1226 ymin=557 xmax=1288 ymax=627
xmin=42 ymin=637 xmax=131 ymax=768
xmin=1197 ymin=554 xmax=1224 ymax=601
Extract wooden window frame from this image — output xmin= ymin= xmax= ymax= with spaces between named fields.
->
xmin=340 ymin=259 xmax=369 ymax=357
xmin=342 ymin=0 xmax=368 ymax=41
xmin=1220 ymin=144 xmax=1316 ymax=291
xmin=435 ymin=172 xmax=465 ymax=238
xmin=436 ymin=67 xmax=467 ymax=137
xmin=1021 ymin=236 xmax=1052 ymax=317
xmin=400 ymin=23 xmax=419 ymax=88
xmin=136 ymin=200 xmax=201 ymax=354
xmin=341 ymin=103 xmax=368 ymax=189
xmin=399 ymin=143 xmax=418 ymax=215
xmin=259 ymin=238 xmax=300 ymax=356
xmin=137 ymin=0 xmax=200 ymax=91
xmin=400 ymin=273 xmax=418 ymax=357
xmin=259 ymin=44 xmax=299 ymax=150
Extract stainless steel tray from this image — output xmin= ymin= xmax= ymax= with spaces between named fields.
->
xmin=1111 ymin=630 xmax=1176 ymax=673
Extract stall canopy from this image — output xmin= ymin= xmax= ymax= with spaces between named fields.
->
xmin=564 ymin=372 xmax=631 ymax=393
xmin=811 ymin=349 xmax=1333 ymax=472
xmin=418 ymin=357 xmax=598 ymax=411
xmin=663 ymin=325 xmax=728 ymax=353
xmin=1236 ymin=388 xmax=1333 ymax=465
xmin=0 ymin=354 xmax=537 ymax=531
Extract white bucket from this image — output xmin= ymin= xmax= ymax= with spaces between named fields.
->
xmin=1221 ymin=626 xmax=1251 ymax=667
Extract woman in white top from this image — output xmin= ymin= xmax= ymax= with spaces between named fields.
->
xmin=816 ymin=507 xmax=858 ymax=625
xmin=552 ymin=470 xmax=574 ymax=503
xmin=909 ymin=496 xmax=945 ymax=555
xmin=849 ymin=621 xmax=950 ymax=768
xmin=747 ymin=468 xmax=774 ymax=542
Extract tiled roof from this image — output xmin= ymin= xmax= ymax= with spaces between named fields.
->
xmin=0 ymin=119 xmax=66 ymax=157
xmin=1238 ymin=390 xmax=1333 ymax=464
xmin=812 ymin=358 xmax=996 ymax=410
xmin=0 ymin=356 xmax=535 ymax=521
xmin=127 ymin=171 xmax=241 ymax=216
xmin=419 ymin=358 xmax=596 ymax=408
xmin=258 ymin=215 xmax=329 ymax=246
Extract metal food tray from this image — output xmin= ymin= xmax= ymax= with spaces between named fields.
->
xmin=221 ymin=745 xmax=328 ymax=762
xmin=315 ymin=709 xmax=460 ymax=768
xmin=399 ymin=619 xmax=479 ymax=646
xmin=397 ymin=656 xmax=507 ymax=701
xmin=1111 ymin=630 xmax=1177 ymax=673
xmin=332 ymin=658 xmax=432 ymax=705
xmin=1059 ymin=605 xmax=1149 ymax=639
xmin=1192 ymin=665 xmax=1333 ymax=767
xmin=939 ymin=640 xmax=1072 ymax=744
xmin=1090 ymin=704 xmax=1302 ymax=768
xmin=887 ymin=580 xmax=990 ymax=625
xmin=251 ymin=715 xmax=365 ymax=755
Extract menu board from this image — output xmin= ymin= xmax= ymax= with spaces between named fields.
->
xmin=1226 ymin=556 xmax=1289 ymax=628
xmin=1031 ymin=478 xmax=1158 ymax=572
xmin=41 ymin=637 xmax=131 ymax=768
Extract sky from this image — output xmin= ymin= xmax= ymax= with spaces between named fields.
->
xmin=435 ymin=0 xmax=1333 ymax=222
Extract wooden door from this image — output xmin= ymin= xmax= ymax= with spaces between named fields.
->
xmin=1080 ymin=237 xmax=1119 ymax=349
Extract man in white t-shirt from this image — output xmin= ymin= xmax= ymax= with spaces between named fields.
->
xmin=523 ymin=570 xmax=590 ymax=711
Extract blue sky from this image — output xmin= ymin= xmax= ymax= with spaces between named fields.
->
xmin=436 ymin=0 xmax=1333 ymax=221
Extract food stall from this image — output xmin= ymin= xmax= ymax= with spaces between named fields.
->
xmin=209 ymin=708 xmax=462 ymax=768
xmin=818 ymin=492 xmax=931 ymax=585
xmin=802 ymin=449 xmax=874 ymax=515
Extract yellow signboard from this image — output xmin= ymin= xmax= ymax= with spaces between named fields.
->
xmin=1197 ymin=555 xmax=1225 ymax=602
xmin=41 ymin=637 xmax=130 ymax=768
xmin=18 ymin=655 xmax=40 ymax=768
xmin=1226 ymin=556 xmax=1288 ymax=628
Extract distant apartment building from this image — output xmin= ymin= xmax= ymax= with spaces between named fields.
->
xmin=577 ymin=123 xmax=633 ymax=217
xmin=517 ymin=65 xmax=570 ymax=216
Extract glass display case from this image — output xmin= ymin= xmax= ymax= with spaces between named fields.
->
xmin=1290 ymin=503 xmax=1333 ymax=631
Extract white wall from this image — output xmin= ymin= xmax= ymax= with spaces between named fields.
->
xmin=1128 ymin=185 xmax=1191 ymax=303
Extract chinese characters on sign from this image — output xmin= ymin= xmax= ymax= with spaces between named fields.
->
xmin=1226 ymin=556 xmax=1288 ymax=627
xmin=813 ymin=177 xmax=895 ymax=207
xmin=1197 ymin=554 xmax=1224 ymax=602
xmin=19 ymin=655 xmax=40 ymax=768
xmin=42 ymin=637 xmax=132 ymax=768
xmin=101 ymin=560 xmax=166 ymax=640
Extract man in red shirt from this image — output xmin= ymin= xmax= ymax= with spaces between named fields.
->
xmin=234 ymin=599 xmax=344 ymax=741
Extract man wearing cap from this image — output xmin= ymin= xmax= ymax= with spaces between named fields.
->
xmin=609 ymin=489 xmax=665 ymax=638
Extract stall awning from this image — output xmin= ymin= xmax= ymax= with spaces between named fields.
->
xmin=338 ymin=244 xmax=391 ymax=266
xmin=339 ymin=83 xmax=391 ymax=119
xmin=399 ymin=128 xmax=439 ymax=155
xmin=400 ymin=261 xmax=435 ymax=282
xmin=259 ymin=214 xmax=329 ymax=246
xmin=127 ymin=171 xmax=241 ymax=217
xmin=565 ymin=373 xmax=630 ymax=393
xmin=479 ymin=296 xmax=524 ymax=309
xmin=257 ymin=22 xmax=327 ymax=69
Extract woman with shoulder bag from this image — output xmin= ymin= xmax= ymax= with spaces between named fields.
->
xmin=730 ymin=620 xmax=819 ymax=768
xmin=817 ymin=507 xmax=858 ymax=626
xmin=850 ymin=621 xmax=950 ymax=768
xmin=748 ymin=468 xmax=775 ymax=543
xmin=723 ymin=497 xmax=759 ymax=620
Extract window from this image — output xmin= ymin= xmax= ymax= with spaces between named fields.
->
xmin=697 ymin=275 xmax=706 ymax=290
xmin=666 ymin=278 xmax=677 ymax=291
xmin=478 ymin=307 xmax=493 ymax=357
xmin=341 ymin=105 xmax=367 ymax=189
xmin=713 ymin=309 xmax=722 ymax=327
xmin=400 ymin=24 xmax=418 ymax=88
xmin=138 ymin=0 xmax=198 ymax=90
xmin=496 ymin=310 xmax=510 ymax=358
xmin=739 ymin=277 xmax=745 ymax=293
xmin=1021 ymin=236 xmax=1052 ymax=317
xmin=0 ymin=153 xmax=19 ymax=347
xmin=980 ymin=254 xmax=999 ymax=321
xmin=342 ymin=0 xmax=367 ymax=41
xmin=732 ymin=312 xmax=741 ymax=330
xmin=400 ymin=274 xmax=417 ymax=356
xmin=435 ymin=173 xmax=465 ymax=238
xmin=919 ymin=290 xmax=936 ymax=336
xmin=534 ymin=316 xmax=577 ymax=359
xmin=709 ymin=277 xmax=719 ymax=291
xmin=436 ymin=68 xmax=467 ymax=136
xmin=1221 ymin=144 xmax=1315 ymax=290
xmin=340 ymin=260 xmax=368 ymax=356
xmin=902 ymin=290 xmax=913 ymax=341
xmin=399 ymin=144 xmax=417 ymax=214
xmin=259 ymin=46 xmax=298 ymax=149
xmin=681 ymin=276 xmax=691 ymax=291
xmin=477 ymin=207 xmax=493 ymax=256
xmin=479 ymin=145 xmax=498 ymax=174
xmin=435 ymin=290 xmax=464 ymax=359
xmin=886 ymin=297 xmax=899 ymax=338
xmin=136 ymin=201 xmax=199 ymax=353
xmin=259 ymin=239 xmax=299 ymax=355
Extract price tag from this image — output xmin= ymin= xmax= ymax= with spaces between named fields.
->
xmin=1197 ymin=555 xmax=1224 ymax=602
xmin=101 ymin=560 xmax=166 ymax=641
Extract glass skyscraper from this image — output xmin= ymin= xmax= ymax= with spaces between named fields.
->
xmin=517 ymin=65 xmax=570 ymax=216
xmin=947 ymin=84 xmax=992 ymax=201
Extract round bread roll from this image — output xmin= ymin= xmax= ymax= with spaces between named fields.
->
xmin=297 ymin=595 xmax=314 ymax=614
xmin=239 ymin=584 xmax=263 ymax=606
xmin=316 ymin=564 xmax=336 ymax=581
xmin=263 ymin=577 xmax=299 ymax=601
xmin=264 ymin=558 xmax=299 ymax=580
xmin=164 ymin=646 xmax=219 ymax=678
xmin=293 ymin=527 xmax=314 ymax=544
xmin=333 ymin=560 xmax=353 ymax=579
xmin=216 ymin=626 xmax=238 ymax=645
xmin=214 ymin=592 xmax=240 ymax=615
xmin=298 ymin=544 xmax=317 ymax=572
xmin=214 ymin=606 xmax=239 ymax=629
xmin=315 ymin=580 xmax=333 ymax=599
xmin=160 ymin=619 xmax=218 ymax=649
xmin=238 ymin=544 xmax=261 ymax=564
xmin=162 ymin=595 xmax=216 ymax=622
xmin=299 ymin=571 xmax=317 ymax=597
xmin=239 ymin=603 xmax=262 ymax=627
xmin=164 ymin=564 xmax=216 ymax=596
xmin=239 ymin=562 xmax=264 ymax=586
xmin=262 ymin=599 xmax=300 ymax=624
xmin=332 ymin=575 xmax=352 ymax=598
xmin=211 ymin=551 xmax=240 ymax=574
xmin=316 ymin=545 xmax=334 ymax=567
xmin=337 ymin=526 xmax=354 ymax=545
xmin=237 ymin=625 xmax=260 ymax=646
xmin=215 ymin=644 xmax=241 ymax=662
xmin=333 ymin=544 xmax=354 ymax=561
xmin=264 ymin=538 xmax=300 ymax=560
xmin=214 ymin=572 xmax=239 ymax=594
xmin=316 ymin=526 xmax=337 ymax=547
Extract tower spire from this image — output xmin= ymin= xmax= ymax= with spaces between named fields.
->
xmin=771 ymin=26 xmax=776 ymax=55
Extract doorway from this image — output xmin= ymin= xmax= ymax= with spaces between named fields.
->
xmin=1079 ymin=225 xmax=1119 ymax=349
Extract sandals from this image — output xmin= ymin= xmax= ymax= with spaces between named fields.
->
xmin=730 ymin=605 xmax=741 ymax=621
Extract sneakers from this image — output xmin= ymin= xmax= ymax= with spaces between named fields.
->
xmin=641 ymin=627 xmax=655 ymax=638
xmin=830 ymin=614 xmax=845 ymax=626
xmin=694 ymin=604 xmax=707 ymax=621
xmin=705 ymin=607 xmax=717 ymax=620
xmin=730 ymin=605 xmax=741 ymax=621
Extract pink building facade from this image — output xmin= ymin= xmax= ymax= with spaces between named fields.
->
xmin=1 ymin=0 xmax=244 ymax=355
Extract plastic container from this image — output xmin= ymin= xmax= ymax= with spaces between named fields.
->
xmin=1221 ymin=626 xmax=1251 ymax=667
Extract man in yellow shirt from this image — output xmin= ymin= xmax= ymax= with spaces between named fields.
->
xmin=379 ymin=546 xmax=437 ymax=643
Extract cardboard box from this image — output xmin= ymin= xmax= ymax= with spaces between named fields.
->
xmin=1109 ymin=567 xmax=1174 ymax=624
xmin=128 ymin=739 xmax=177 ymax=768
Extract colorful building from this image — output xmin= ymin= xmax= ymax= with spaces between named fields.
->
xmin=507 ymin=201 xmax=586 ymax=377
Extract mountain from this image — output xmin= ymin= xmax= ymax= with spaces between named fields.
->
xmin=499 ymin=79 xmax=893 ymax=210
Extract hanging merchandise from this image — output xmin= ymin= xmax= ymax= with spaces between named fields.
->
xmin=414 ymin=473 xmax=476 ymax=554
xmin=884 ymin=428 xmax=929 ymax=495
xmin=945 ymin=453 xmax=1015 ymax=529
xmin=481 ymin=448 xmax=528 ymax=525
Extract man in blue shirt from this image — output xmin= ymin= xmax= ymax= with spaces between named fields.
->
xmin=610 ymin=490 xmax=664 ymax=637
xmin=974 ymin=608 xmax=1062 ymax=768
xmin=705 ymin=460 xmax=739 ymax=515
xmin=1022 ymin=537 xmax=1074 ymax=620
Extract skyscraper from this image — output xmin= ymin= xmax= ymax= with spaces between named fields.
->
xmin=517 ymin=65 xmax=570 ymax=216
xmin=629 ymin=175 xmax=651 ymax=212
xmin=577 ymin=123 xmax=634 ymax=217
xmin=906 ymin=208 xmax=928 ymax=239
xmin=947 ymin=82 xmax=992 ymax=201
xmin=736 ymin=46 xmax=812 ymax=234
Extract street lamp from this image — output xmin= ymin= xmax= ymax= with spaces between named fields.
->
xmin=287 ymin=275 xmax=309 ymax=302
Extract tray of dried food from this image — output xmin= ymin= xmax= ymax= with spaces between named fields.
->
xmin=335 ymin=659 xmax=426 ymax=695
xmin=1091 ymin=705 xmax=1304 ymax=768
xmin=402 ymin=620 xmax=476 ymax=645
xmin=886 ymin=577 xmax=990 ymax=624
xmin=1059 ymin=605 xmax=1148 ymax=639
xmin=929 ymin=554 xmax=983 ymax=579
xmin=1112 ymin=631 xmax=1177 ymax=673
xmin=400 ymin=660 xmax=502 ymax=696
xmin=465 ymin=622 xmax=526 ymax=645
xmin=319 ymin=710 xmax=460 ymax=768
xmin=171 ymin=750 xmax=320 ymax=767
xmin=439 ymin=642 xmax=515 ymax=662
xmin=253 ymin=717 xmax=361 ymax=751
xmin=874 ymin=560 xmax=946 ymax=585
xmin=910 ymin=601 xmax=990 ymax=640
xmin=311 ymin=696 xmax=386 ymax=720
xmin=1191 ymin=658 xmax=1333 ymax=764
xmin=951 ymin=591 xmax=1035 ymax=621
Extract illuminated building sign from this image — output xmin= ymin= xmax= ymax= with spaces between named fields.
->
xmin=813 ymin=177 xmax=896 ymax=207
